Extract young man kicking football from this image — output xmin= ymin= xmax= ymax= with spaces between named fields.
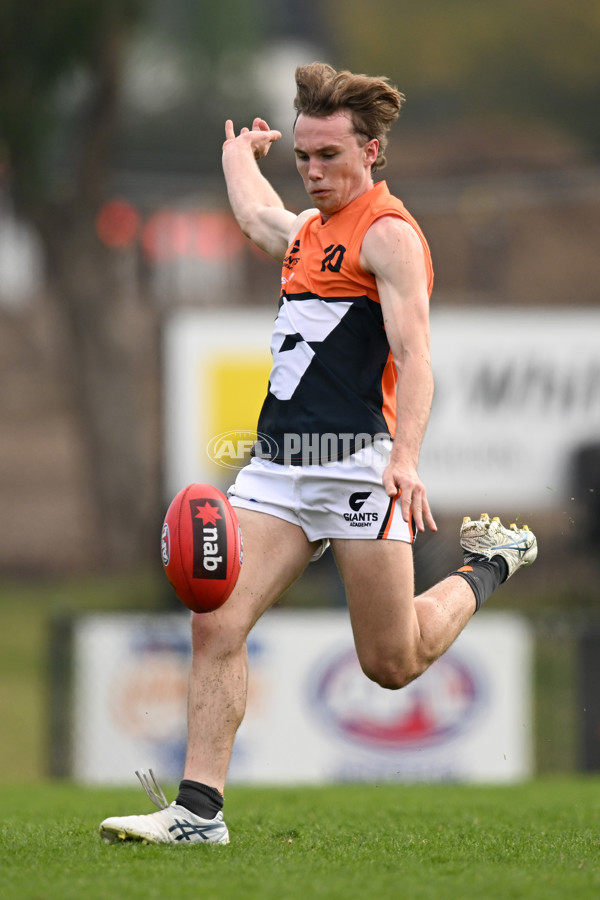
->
xmin=100 ymin=62 xmax=537 ymax=845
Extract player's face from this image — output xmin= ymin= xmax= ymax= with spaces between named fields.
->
xmin=293 ymin=112 xmax=378 ymax=218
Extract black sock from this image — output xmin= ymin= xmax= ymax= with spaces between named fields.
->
xmin=175 ymin=780 xmax=224 ymax=819
xmin=450 ymin=553 xmax=509 ymax=612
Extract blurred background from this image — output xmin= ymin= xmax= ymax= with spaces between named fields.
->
xmin=1 ymin=0 xmax=599 ymax=783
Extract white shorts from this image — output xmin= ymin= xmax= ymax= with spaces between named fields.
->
xmin=227 ymin=439 xmax=415 ymax=562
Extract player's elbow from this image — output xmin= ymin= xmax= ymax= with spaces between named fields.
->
xmin=236 ymin=216 xmax=284 ymax=261
xmin=233 ymin=211 xmax=256 ymax=243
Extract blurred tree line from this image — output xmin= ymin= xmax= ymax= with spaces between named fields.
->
xmin=327 ymin=0 xmax=600 ymax=149
xmin=1 ymin=0 xmax=599 ymax=572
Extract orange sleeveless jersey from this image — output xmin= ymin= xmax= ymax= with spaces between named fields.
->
xmin=255 ymin=181 xmax=434 ymax=464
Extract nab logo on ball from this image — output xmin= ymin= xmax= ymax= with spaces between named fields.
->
xmin=191 ymin=499 xmax=227 ymax=579
xmin=161 ymin=483 xmax=243 ymax=613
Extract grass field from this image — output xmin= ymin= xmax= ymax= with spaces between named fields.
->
xmin=1 ymin=779 xmax=599 ymax=900
xmin=0 ymin=574 xmax=596 ymax=897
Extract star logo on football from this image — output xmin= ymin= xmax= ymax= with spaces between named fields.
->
xmin=194 ymin=502 xmax=222 ymax=526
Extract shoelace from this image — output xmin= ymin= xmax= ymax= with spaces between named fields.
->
xmin=135 ymin=768 xmax=168 ymax=810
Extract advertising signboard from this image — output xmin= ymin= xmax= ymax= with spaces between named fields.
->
xmin=71 ymin=610 xmax=532 ymax=785
xmin=164 ymin=308 xmax=600 ymax=511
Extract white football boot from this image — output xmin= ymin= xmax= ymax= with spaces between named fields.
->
xmin=99 ymin=770 xmax=229 ymax=845
xmin=460 ymin=513 xmax=538 ymax=579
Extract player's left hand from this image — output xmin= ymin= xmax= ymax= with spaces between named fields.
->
xmin=382 ymin=462 xmax=437 ymax=533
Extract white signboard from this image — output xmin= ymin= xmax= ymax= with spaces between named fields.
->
xmin=420 ymin=307 xmax=600 ymax=509
xmin=164 ymin=308 xmax=600 ymax=511
xmin=72 ymin=614 xmax=190 ymax=783
xmin=72 ymin=610 xmax=532 ymax=785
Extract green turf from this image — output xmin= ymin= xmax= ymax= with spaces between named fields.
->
xmin=1 ymin=779 xmax=599 ymax=900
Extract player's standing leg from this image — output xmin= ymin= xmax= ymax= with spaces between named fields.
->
xmin=100 ymin=509 xmax=318 ymax=844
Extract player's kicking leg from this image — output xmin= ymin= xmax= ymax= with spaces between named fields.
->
xmin=332 ymin=513 xmax=537 ymax=689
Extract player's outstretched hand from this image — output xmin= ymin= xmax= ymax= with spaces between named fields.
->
xmin=223 ymin=117 xmax=282 ymax=159
xmin=382 ymin=461 xmax=437 ymax=534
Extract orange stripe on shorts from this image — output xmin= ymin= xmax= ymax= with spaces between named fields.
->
xmin=379 ymin=491 xmax=416 ymax=543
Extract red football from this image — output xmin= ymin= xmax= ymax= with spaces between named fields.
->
xmin=160 ymin=483 xmax=243 ymax=613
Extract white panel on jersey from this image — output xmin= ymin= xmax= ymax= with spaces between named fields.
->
xmin=269 ymin=296 xmax=353 ymax=401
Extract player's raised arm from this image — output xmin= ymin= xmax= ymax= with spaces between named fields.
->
xmin=223 ymin=118 xmax=297 ymax=260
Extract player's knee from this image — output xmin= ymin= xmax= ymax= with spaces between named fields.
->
xmin=190 ymin=608 xmax=249 ymax=657
xmin=359 ymin=654 xmax=425 ymax=690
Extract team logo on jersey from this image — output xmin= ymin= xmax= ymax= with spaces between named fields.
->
xmin=283 ymin=239 xmax=301 ymax=270
xmin=321 ymin=243 xmax=346 ymax=273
